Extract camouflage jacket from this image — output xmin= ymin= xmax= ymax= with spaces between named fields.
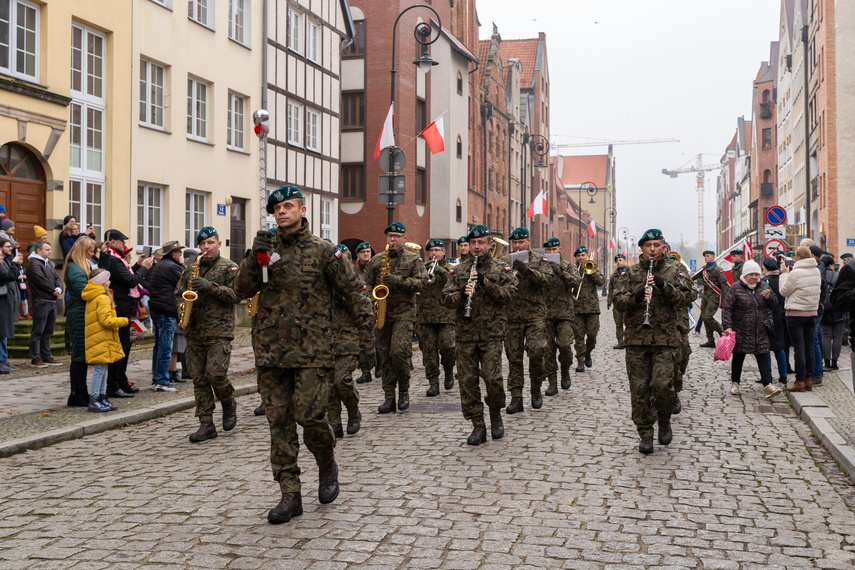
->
xmin=332 ymin=285 xmax=371 ymax=356
xmin=356 ymin=260 xmax=370 ymax=280
xmin=506 ymin=250 xmax=555 ymax=323
xmin=364 ymin=246 xmax=427 ymax=322
xmin=614 ymin=254 xmax=694 ymax=348
xmin=234 ymin=218 xmax=374 ymax=368
xmin=670 ymin=260 xmax=698 ymax=334
xmin=695 ymin=262 xmax=729 ymax=304
xmin=442 ymin=254 xmax=517 ymax=342
xmin=574 ymin=266 xmax=606 ymax=314
xmin=607 ymin=267 xmax=629 ymax=307
xmin=731 ymin=261 xmax=744 ymax=284
xmin=174 ymin=253 xmax=241 ymax=340
xmin=545 ymin=259 xmax=579 ymax=320
xmin=417 ymin=260 xmax=455 ymax=324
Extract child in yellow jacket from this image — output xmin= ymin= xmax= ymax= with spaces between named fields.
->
xmin=83 ymin=269 xmax=128 ymax=412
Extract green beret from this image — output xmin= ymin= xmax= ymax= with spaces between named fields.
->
xmin=786 ymin=250 xmax=795 ymax=256
xmin=354 ymin=242 xmax=371 ymax=253
xmin=196 ymin=226 xmax=218 ymax=245
xmin=466 ymin=224 xmax=491 ymax=240
xmin=426 ymin=239 xmax=444 ymax=249
xmin=509 ymin=227 xmax=529 ymax=240
xmin=841 ymin=253 xmax=853 ymax=260
xmin=668 ymin=254 xmax=677 ymax=260
xmin=574 ymin=246 xmax=587 ymax=256
xmin=323 ymin=238 xmax=333 ymax=243
xmin=266 ymin=185 xmax=303 ymax=213
xmin=384 ymin=221 xmax=406 ymax=234
xmin=614 ymin=254 xmax=626 ymax=261
xmin=335 ymin=244 xmax=349 ymax=254
xmin=638 ymin=229 xmax=664 ymax=246
xmin=543 ymin=237 xmax=560 ymax=248
xmin=730 ymin=250 xmax=743 ymax=256
xmin=823 ymin=250 xmax=833 ymax=257
xmin=703 ymin=250 xmax=715 ymax=256
xmin=457 ymin=236 xmax=467 ymax=245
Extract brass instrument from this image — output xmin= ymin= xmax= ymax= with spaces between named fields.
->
xmin=642 ymin=257 xmax=654 ymax=329
xmin=247 ymin=292 xmax=260 ymax=317
xmin=463 ymin=255 xmax=479 ymax=322
xmin=669 ymin=251 xmax=692 ymax=273
xmin=373 ymin=245 xmax=390 ymax=329
xmin=178 ymin=251 xmax=206 ymax=329
xmin=573 ymin=259 xmax=598 ymax=300
xmin=428 ymin=256 xmax=439 ymax=275
xmin=491 ymin=237 xmax=509 ymax=259
xmin=404 ymin=242 xmax=422 ymax=253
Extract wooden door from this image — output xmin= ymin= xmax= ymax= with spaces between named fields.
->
xmin=229 ymin=198 xmax=247 ymax=264
xmin=0 ymin=143 xmax=46 ymax=260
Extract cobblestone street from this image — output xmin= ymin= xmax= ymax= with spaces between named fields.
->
xmin=3 ymin=303 xmax=855 ymax=568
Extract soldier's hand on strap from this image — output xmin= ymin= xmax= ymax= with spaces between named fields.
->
xmin=382 ymin=274 xmax=401 ymax=286
xmin=191 ymin=277 xmax=213 ymax=292
xmin=358 ymin=348 xmax=376 ymax=370
xmin=251 ymin=229 xmax=274 ymax=257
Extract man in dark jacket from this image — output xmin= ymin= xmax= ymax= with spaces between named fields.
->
xmin=147 ymin=240 xmax=184 ymax=391
xmin=26 ymin=242 xmax=63 ymax=367
xmin=99 ymin=229 xmax=153 ymax=397
xmin=831 ymin=257 xmax=855 ymax=391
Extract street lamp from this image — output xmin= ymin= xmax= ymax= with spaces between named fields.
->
xmin=386 ymin=5 xmax=441 ymax=226
xmin=520 ymin=133 xmax=549 ymax=228
xmin=602 ymin=207 xmax=616 ymax=295
xmin=628 ymin=235 xmax=636 ymax=263
xmin=579 ymin=181 xmax=598 ymax=250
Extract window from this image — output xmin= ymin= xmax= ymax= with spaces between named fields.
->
xmin=306 ymin=19 xmax=320 ymax=63
xmin=287 ymin=101 xmax=302 ymax=146
xmin=71 ymin=24 xmax=104 ymax=101
xmin=140 ymin=59 xmax=165 ymax=128
xmin=68 ymin=180 xmax=104 ymax=240
xmin=227 ymin=92 xmax=245 ymax=150
xmin=185 ymin=191 xmax=207 ymax=247
xmin=341 ymin=164 xmax=364 ymax=200
xmin=342 ymin=92 xmax=364 ymax=128
xmin=457 ymin=72 xmax=463 ymax=95
xmin=70 ymin=24 xmax=105 ymax=176
xmin=0 ymin=0 xmax=38 ymax=81
xmin=762 ymin=128 xmax=772 ymax=149
xmin=416 ymin=168 xmax=426 ymax=205
xmin=137 ymin=183 xmax=163 ymax=247
xmin=228 ymin=0 xmax=247 ymax=45
xmin=344 ymin=20 xmax=365 ymax=57
xmin=288 ymin=8 xmax=302 ymax=53
xmin=320 ymin=199 xmax=332 ymax=240
xmin=416 ymin=99 xmax=426 ymax=133
xmin=188 ymin=0 xmax=214 ymax=28
xmin=187 ymin=77 xmax=209 ymax=141
xmin=456 ymin=135 xmax=462 ymax=158
xmin=456 ymin=199 xmax=462 ymax=222
xmin=305 ymin=109 xmax=319 ymax=151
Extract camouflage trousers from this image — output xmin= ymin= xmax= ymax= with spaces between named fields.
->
xmin=360 ymin=347 xmax=382 ymax=376
xmin=573 ymin=313 xmax=600 ymax=363
xmin=457 ymin=341 xmax=506 ymax=425
xmin=186 ymin=338 xmax=234 ymax=420
xmin=673 ymin=337 xmax=691 ymax=393
xmin=505 ymin=320 xmax=548 ymax=397
xmin=701 ymin=296 xmax=723 ymax=342
xmin=257 ymin=366 xmax=336 ymax=494
xmin=625 ymin=346 xmax=677 ymax=438
xmin=418 ymin=323 xmax=455 ymax=385
xmin=613 ymin=309 xmax=626 ymax=344
xmin=377 ymin=320 xmax=414 ymax=399
xmin=545 ymin=318 xmax=575 ymax=380
xmin=328 ymin=355 xmax=359 ymax=427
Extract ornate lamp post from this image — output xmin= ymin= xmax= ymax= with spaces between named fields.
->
xmin=520 ymin=133 xmax=549 ymax=228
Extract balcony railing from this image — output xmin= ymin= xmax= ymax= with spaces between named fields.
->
xmin=760 ymin=103 xmax=772 ymax=120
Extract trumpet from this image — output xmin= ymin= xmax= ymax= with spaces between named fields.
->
xmin=574 ymin=259 xmax=597 ymax=300
xmin=428 ymin=256 xmax=439 ymax=275
xmin=642 ymin=257 xmax=654 ymax=329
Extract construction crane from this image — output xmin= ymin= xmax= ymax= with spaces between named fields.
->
xmin=550 ymin=137 xmax=679 ymax=150
xmin=662 ymin=154 xmax=720 ymax=250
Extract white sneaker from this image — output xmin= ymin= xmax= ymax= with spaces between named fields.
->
xmin=730 ymin=382 xmax=740 ymax=395
xmin=154 ymin=384 xmax=178 ymax=392
xmin=764 ymin=384 xmax=782 ymax=399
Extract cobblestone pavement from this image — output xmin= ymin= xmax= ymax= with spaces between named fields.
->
xmin=3 ymin=301 xmax=855 ymax=568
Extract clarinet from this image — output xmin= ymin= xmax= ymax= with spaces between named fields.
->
xmin=641 ymin=257 xmax=654 ymax=329
xmin=463 ymin=255 xmax=480 ymax=322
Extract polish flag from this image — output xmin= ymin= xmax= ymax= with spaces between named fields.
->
xmin=420 ymin=112 xmax=446 ymax=154
xmin=587 ymin=220 xmax=597 ymax=238
xmin=621 ymin=249 xmax=627 ymax=256
xmin=373 ymin=103 xmax=395 ymax=160
xmin=526 ymin=190 xmax=547 ymax=218
xmin=609 ymin=237 xmax=615 ymax=249
xmin=741 ymin=238 xmax=753 ymax=260
xmin=720 ymin=254 xmax=735 ymax=285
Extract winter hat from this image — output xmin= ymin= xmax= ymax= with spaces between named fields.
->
xmin=90 ymin=270 xmax=111 ymax=285
xmin=33 ymin=225 xmax=47 ymax=239
xmin=762 ymin=257 xmax=779 ymax=271
xmin=0 ymin=219 xmax=14 ymax=231
xmin=741 ymin=260 xmax=761 ymax=276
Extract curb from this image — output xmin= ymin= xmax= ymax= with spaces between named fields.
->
xmin=0 ymin=384 xmax=259 ymax=459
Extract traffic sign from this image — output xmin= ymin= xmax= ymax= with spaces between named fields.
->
xmin=378 ymin=175 xmax=406 ymax=205
xmin=764 ymin=239 xmax=787 ymax=256
xmin=766 ymin=206 xmax=786 ymax=226
xmin=764 ymin=225 xmax=785 ymax=240
xmin=378 ymin=147 xmax=406 ymax=174
xmin=689 ymin=259 xmax=697 ymax=272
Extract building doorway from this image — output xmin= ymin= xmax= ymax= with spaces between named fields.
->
xmin=229 ymin=197 xmax=247 ymax=264
xmin=0 ymin=143 xmax=46 ymax=257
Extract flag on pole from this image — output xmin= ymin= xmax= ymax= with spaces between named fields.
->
xmin=526 ymin=190 xmax=547 ymax=218
xmin=742 ymin=238 xmax=753 ymax=260
xmin=609 ymin=237 xmax=615 ymax=249
xmin=373 ymin=103 xmax=395 ymax=160
xmin=587 ymin=219 xmax=597 ymax=238
xmin=720 ymin=254 xmax=735 ymax=285
xmin=420 ymin=111 xmax=446 ymax=154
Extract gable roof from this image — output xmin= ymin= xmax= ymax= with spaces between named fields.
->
xmin=501 ymin=38 xmax=540 ymax=89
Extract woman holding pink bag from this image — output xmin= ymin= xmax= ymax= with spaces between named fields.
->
xmin=779 ymin=246 xmax=822 ymax=392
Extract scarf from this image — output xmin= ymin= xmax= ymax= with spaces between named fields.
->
xmin=110 ymin=247 xmax=141 ymax=299
xmin=740 ymin=275 xmax=758 ymax=289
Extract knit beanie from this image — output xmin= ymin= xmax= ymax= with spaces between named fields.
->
xmin=0 ymin=219 xmax=14 ymax=231
xmin=741 ymin=260 xmax=761 ymax=276
xmin=762 ymin=257 xmax=779 ymax=271
xmin=33 ymin=225 xmax=47 ymax=239
xmin=90 ymin=271 xmax=111 ymax=285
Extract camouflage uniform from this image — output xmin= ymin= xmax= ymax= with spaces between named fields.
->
xmin=417 ymin=259 xmax=456 ymax=390
xmin=696 ymin=262 xmax=729 ymax=343
xmin=731 ymin=261 xmax=744 ymax=284
xmin=607 ymin=267 xmax=629 ymax=345
xmin=615 ymin=255 xmax=692 ymax=437
xmin=329 ymin=287 xmax=366 ymax=428
xmin=174 ymin=253 xmax=241 ymax=420
xmin=505 ymin=250 xmax=555 ymax=397
xmin=670 ymin=261 xmax=698 ymax=392
xmin=364 ymin=247 xmax=426 ymax=400
xmin=355 ymin=260 xmax=383 ymax=377
xmin=544 ymin=259 xmax=579 ymax=383
xmin=443 ymin=255 xmax=516 ymax=425
xmin=234 ymin=218 xmax=373 ymax=494
xmin=573 ymin=267 xmax=606 ymax=364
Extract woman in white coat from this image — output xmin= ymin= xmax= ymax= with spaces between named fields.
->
xmin=779 ymin=246 xmax=822 ymax=392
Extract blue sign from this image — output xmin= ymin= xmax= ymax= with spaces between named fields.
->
xmin=217 ymin=204 xmax=227 ymax=216
xmin=689 ymin=259 xmax=697 ymax=272
xmin=847 ymin=239 xmax=855 ymax=247
xmin=765 ymin=206 xmax=786 ymax=226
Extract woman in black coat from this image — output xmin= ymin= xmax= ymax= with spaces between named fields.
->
xmin=821 ymin=257 xmax=847 ymax=370
xmin=764 ymin=257 xmax=791 ymax=383
xmin=0 ymin=237 xmax=22 ymax=372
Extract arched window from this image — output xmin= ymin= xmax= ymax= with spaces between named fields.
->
xmin=763 ymin=169 xmax=772 ymax=184
xmin=456 ymin=135 xmax=462 ymax=158
xmin=456 ymin=199 xmax=462 ymax=222
xmin=762 ymin=89 xmax=771 ymax=104
xmin=0 ymin=143 xmax=43 ymax=180
xmin=457 ymin=71 xmax=463 ymax=95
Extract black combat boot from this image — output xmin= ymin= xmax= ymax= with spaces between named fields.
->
xmin=613 ymin=343 xmax=625 ymax=349
xmin=575 ymin=359 xmax=585 ymax=373
xmin=378 ymin=398 xmax=396 ymax=414
xmin=375 ymin=368 xmax=382 ymax=378
xmin=531 ymin=389 xmax=543 ymax=409
xmin=489 ymin=408 xmax=504 ymax=440
xmin=397 ymin=392 xmax=410 ymax=410
xmin=356 ymin=370 xmax=372 ymax=384
xmin=267 ymin=492 xmax=303 ymax=524
xmin=672 ymin=394 xmax=682 ymax=415
xmin=189 ymin=420 xmax=217 ymax=443
xmin=222 ymin=399 xmax=237 ymax=431
xmin=254 ymin=402 xmax=266 ymax=416
xmin=545 ymin=376 xmax=558 ymax=397
xmin=584 ymin=356 xmax=593 ymax=368
xmin=346 ymin=410 xmax=362 ymax=434
xmin=318 ymin=461 xmax=339 ymax=504
xmin=444 ymin=368 xmax=455 ymax=390
xmin=505 ymin=396 xmax=524 ymax=414
xmin=426 ymin=383 xmax=439 ymax=397
xmin=331 ymin=423 xmax=344 ymax=439
xmin=658 ymin=421 xmax=673 ymax=445
xmin=467 ymin=424 xmax=487 ymax=446
xmin=639 ymin=436 xmax=654 ymax=454
xmin=560 ymin=367 xmax=571 ymax=390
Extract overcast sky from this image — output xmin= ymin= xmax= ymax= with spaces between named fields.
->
xmin=478 ymin=0 xmax=781 ymax=257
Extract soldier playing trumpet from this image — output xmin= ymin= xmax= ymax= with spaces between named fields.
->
xmin=417 ymin=239 xmax=456 ymax=396
xmin=572 ymin=246 xmax=605 ymax=372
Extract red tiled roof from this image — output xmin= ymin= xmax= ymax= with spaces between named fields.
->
xmin=501 ymin=38 xmax=539 ymax=89
xmin=560 ymin=155 xmax=609 ymax=188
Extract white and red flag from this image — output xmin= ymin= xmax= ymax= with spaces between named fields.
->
xmin=587 ymin=219 xmax=597 ymax=238
xmin=373 ymin=103 xmax=395 ymax=160
xmin=420 ymin=111 xmax=446 ymax=154
xmin=609 ymin=237 xmax=615 ymax=249
xmin=720 ymin=254 xmax=735 ymax=285
xmin=526 ymin=190 xmax=547 ymax=218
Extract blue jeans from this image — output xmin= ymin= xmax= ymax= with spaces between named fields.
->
xmin=0 ymin=338 xmax=7 ymax=363
xmin=767 ymin=349 xmax=788 ymax=379
xmin=813 ymin=319 xmax=823 ymax=378
xmin=150 ymin=312 xmax=177 ymax=385
xmin=91 ymin=363 xmax=108 ymax=396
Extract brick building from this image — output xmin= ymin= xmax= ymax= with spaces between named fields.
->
xmin=717 ymin=133 xmax=737 ymax=253
xmin=560 ymin=155 xmax=609 ymax=270
xmin=749 ymin=55 xmax=779 ymax=247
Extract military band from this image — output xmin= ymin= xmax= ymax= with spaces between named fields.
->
xmin=542 ymin=237 xmax=580 ymax=394
xmin=607 ymin=254 xmax=628 ymax=349
xmin=572 ymin=245 xmax=606 ymax=372
xmin=417 ymin=239 xmax=456 ymax=396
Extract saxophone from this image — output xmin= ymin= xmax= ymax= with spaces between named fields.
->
xmin=372 ymin=245 xmax=390 ymax=329
xmin=178 ymin=251 xmax=206 ymax=329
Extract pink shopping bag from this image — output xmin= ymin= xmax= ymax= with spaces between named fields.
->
xmin=713 ymin=332 xmax=736 ymax=362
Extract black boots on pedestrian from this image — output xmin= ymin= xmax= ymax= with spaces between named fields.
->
xmin=189 ymin=420 xmax=218 ymax=443
xmin=397 ymin=392 xmax=409 ymax=411
xmin=318 ymin=461 xmax=339 ymax=504
xmin=356 ymin=370 xmax=372 ymax=384
xmin=672 ymin=394 xmax=682 ymax=415
xmin=268 ymin=492 xmax=303 ymax=524
xmin=444 ymin=368 xmax=455 ymax=390
xmin=67 ymin=362 xmax=90 ymax=407
xmin=378 ymin=398 xmax=396 ymax=414
xmin=560 ymin=368 xmax=571 ymax=390
xmin=467 ymin=425 xmax=487 ymax=445
xmin=832 ymin=359 xmax=839 ymax=370
xmin=531 ymin=389 xmax=543 ymax=409
xmin=222 ymin=399 xmax=237 ymax=431
xmin=426 ymin=383 xmax=439 ymax=397
xmin=545 ymin=376 xmax=558 ymax=397
xmin=346 ymin=410 xmax=361 ymax=434
xmin=658 ymin=421 xmax=673 ymax=445
xmin=489 ymin=409 xmax=504 ymax=440
xmin=824 ymin=359 xmax=833 ymax=371
xmin=505 ymin=396 xmax=524 ymax=414
xmin=639 ymin=436 xmax=654 ymax=454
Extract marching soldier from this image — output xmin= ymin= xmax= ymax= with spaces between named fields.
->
xmin=174 ymin=227 xmax=242 ymax=443
xmin=353 ymin=241 xmax=376 ymax=385
xmin=572 ymin=246 xmax=606 ymax=372
xmin=504 ymin=227 xmax=555 ymax=413
xmin=442 ymin=225 xmax=516 ymax=445
xmin=730 ymin=249 xmax=745 ymax=283
xmin=417 ymin=239 xmax=456 ymax=396
xmin=235 ymin=186 xmax=375 ymax=524
xmin=608 ymin=254 xmax=629 ymax=349
xmin=458 ymin=236 xmax=472 ymax=263
xmin=364 ymin=222 xmax=428 ymax=413
xmin=542 ymin=237 xmax=580 ymax=394
xmin=696 ymin=250 xmax=729 ymax=348
xmin=667 ymin=253 xmax=698 ymax=414
xmin=614 ymin=229 xmax=690 ymax=454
